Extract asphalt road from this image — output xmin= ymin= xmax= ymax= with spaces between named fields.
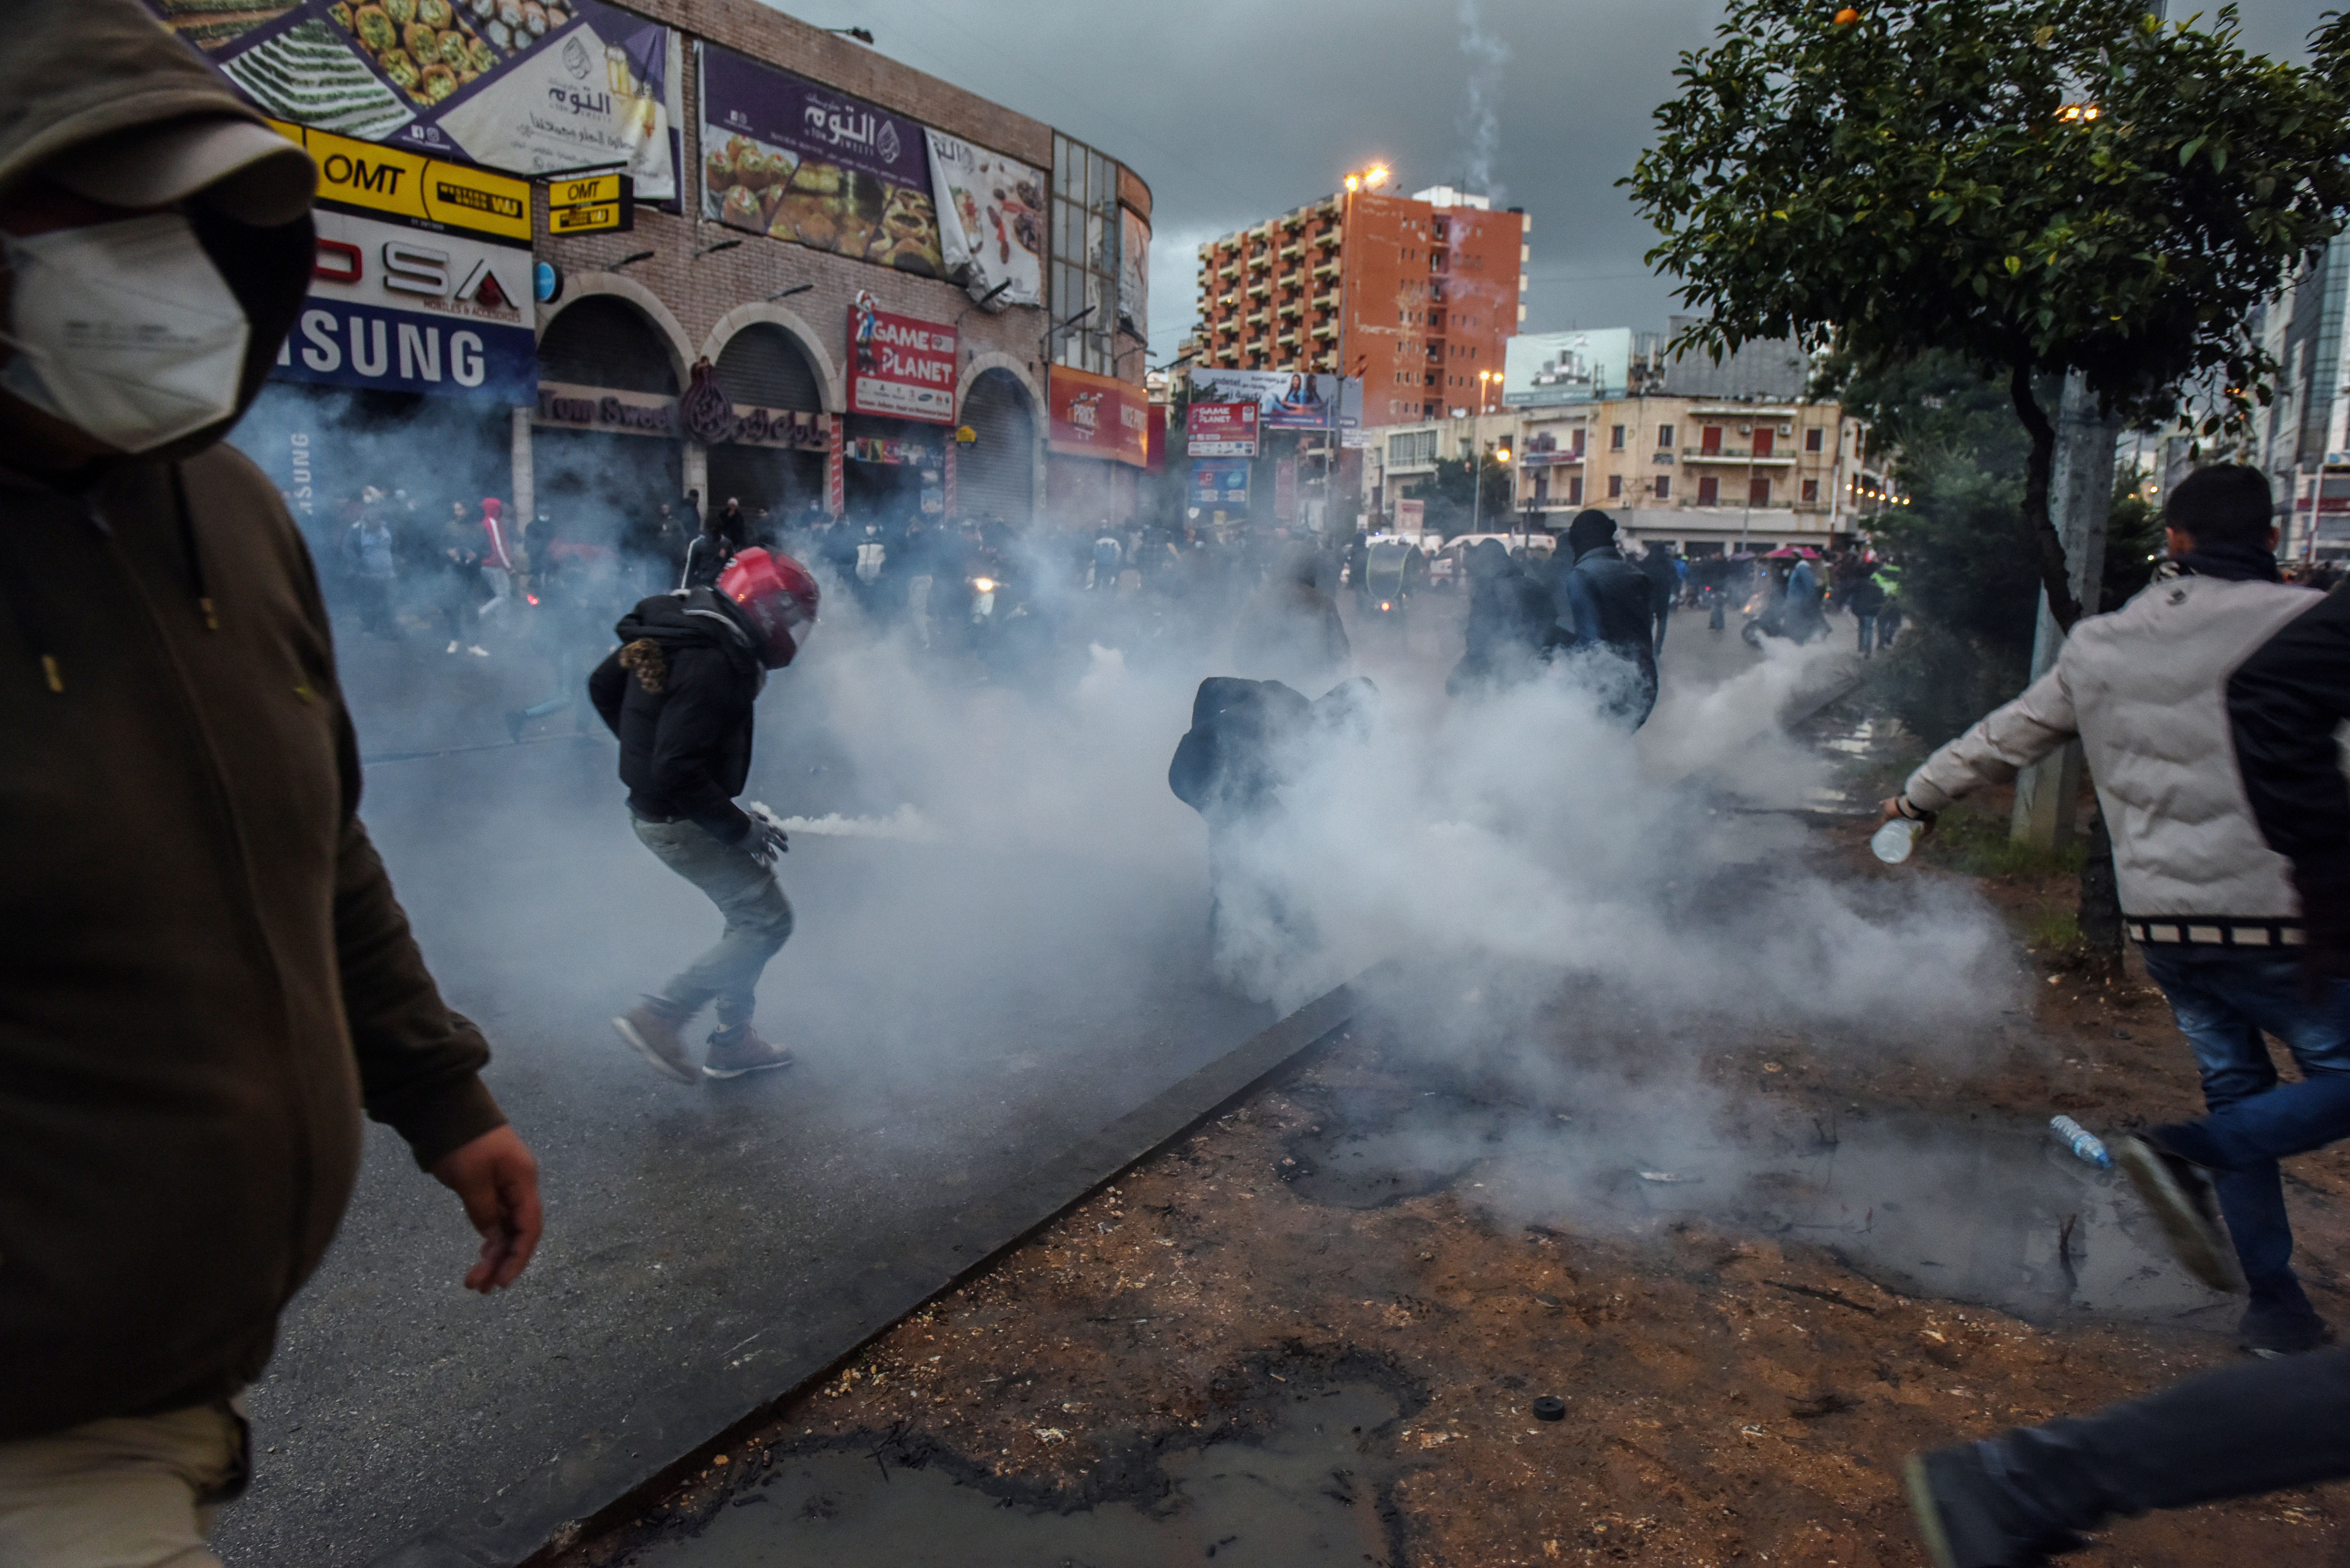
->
xmin=208 ymin=634 xmax=1272 ymax=1566
xmin=206 ymin=578 xmax=1806 ymax=1567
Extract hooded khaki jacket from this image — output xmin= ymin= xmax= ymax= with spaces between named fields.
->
xmin=1904 ymin=573 xmax=2327 ymax=929
xmin=0 ymin=0 xmax=506 ymax=1441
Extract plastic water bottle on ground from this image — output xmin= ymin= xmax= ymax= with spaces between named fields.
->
xmin=2050 ymin=1115 xmax=2112 ymax=1169
xmin=1871 ymin=817 xmax=1922 ymax=865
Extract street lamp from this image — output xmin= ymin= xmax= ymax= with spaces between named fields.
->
xmin=1469 ymin=437 xmax=1511 ymax=540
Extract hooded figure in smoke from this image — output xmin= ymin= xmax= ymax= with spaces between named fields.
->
xmin=1448 ymin=537 xmax=1559 ymax=697
xmin=0 ymin=2 xmax=544 ymax=1555
xmin=1169 ymin=674 xmax=1377 ymax=997
xmin=1230 ymin=543 xmax=1351 ymax=693
xmin=592 ymin=549 xmax=819 ymax=1084
xmin=1549 ymin=509 xmax=1659 ymax=728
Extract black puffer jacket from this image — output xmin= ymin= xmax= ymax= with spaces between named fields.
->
xmin=1169 ymin=676 xmax=1378 ymax=826
xmin=1551 ymin=545 xmax=1660 ymax=725
xmin=588 ymin=589 xmax=763 ymax=842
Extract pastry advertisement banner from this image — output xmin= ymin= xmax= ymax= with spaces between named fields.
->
xmin=146 ymin=0 xmax=683 ymax=200
xmin=923 ymin=130 xmax=1043 ymax=308
xmin=1047 ymin=364 xmax=1147 ymax=468
xmin=1118 ymin=205 xmax=1149 ymax=343
xmin=847 ymin=293 xmax=958 ymax=424
xmin=699 ymin=43 xmax=943 ymax=277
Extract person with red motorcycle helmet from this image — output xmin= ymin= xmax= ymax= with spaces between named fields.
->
xmin=589 ymin=548 xmax=820 ymax=1083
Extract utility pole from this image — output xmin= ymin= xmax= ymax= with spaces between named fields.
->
xmin=2011 ymin=370 xmax=2120 ymax=848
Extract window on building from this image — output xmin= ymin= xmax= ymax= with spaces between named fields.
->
xmin=1571 ymin=427 xmax=1586 ymax=455
xmin=1610 ymin=424 xmax=1625 ymax=450
xmin=1701 ymin=425 xmax=1723 ymax=455
xmin=1801 ymin=478 xmax=1820 ymax=503
xmin=1752 ymin=427 xmax=1775 ymax=458
xmin=1748 ymin=476 xmax=1771 ymax=506
xmin=1051 ymin=133 xmax=1125 ymax=376
xmin=1567 ymin=475 xmax=1584 ymax=505
xmin=1607 ymin=473 xmax=1623 ymax=499
xmin=1655 ymin=476 xmax=1671 ymax=501
xmin=1804 ymin=426 xmax=1825 ymax=452
xmin=1697 ymin=476 xmax=1719 ymax=505
xmin=1657 ymin=424 xmax=1675 ymax=448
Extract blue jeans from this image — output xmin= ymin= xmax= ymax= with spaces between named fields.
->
xmin=2138 ymin=944 xmax=2350 ymax=1308
xmin=1855 ymin=612 xmax=1877 ymax=656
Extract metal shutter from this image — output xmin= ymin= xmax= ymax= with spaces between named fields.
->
xmin=714 ymin=323 xmax=823 ymax=411
xmin=956 ymin=369 xmax=1034 ymax=525
xmin=536 ymin=296 xmax=678 ymax=394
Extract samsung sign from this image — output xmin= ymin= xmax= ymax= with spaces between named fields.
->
xmin=270 ymin=206 xmax=535 ymax=401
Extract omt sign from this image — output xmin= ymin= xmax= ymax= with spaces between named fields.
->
xmin=265 ymin=120 xmax=531 ymax=243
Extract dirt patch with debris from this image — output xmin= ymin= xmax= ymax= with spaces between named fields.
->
xmin=554 ymin=852 xmax=2350 ymax=1568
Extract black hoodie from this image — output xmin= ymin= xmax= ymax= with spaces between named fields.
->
xmin=588 ymin=588 xmax=764 ymax=842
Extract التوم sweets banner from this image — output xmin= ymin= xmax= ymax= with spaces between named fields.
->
xmin=923 ymin=129 xmax=1043 ymax=309
xmin=146 ymin=0 xmax=684 ymax=200
xmin=698 ymin=42 xmax=942 ymax=277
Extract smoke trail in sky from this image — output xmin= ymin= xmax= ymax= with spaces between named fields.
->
xmin=1457 ymin=0 xmax=1508 ymax=201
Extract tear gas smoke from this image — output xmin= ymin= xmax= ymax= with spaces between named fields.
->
xmin=1456 ymin=0 xmax=1509 ymax=204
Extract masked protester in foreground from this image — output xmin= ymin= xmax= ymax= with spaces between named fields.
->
xmin=0 ymin=6 xmax=544 ymax=1562
xmin=1548 ymin=509 xmax=1659 ymax=728
xmin=592 ymin=549 xmax=819 ymax=1082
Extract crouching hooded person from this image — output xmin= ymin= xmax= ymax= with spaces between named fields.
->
xmin=591 ymin=548 xmax=819 ymax=1083
xmin=1548 ymin=508 xmax=1659 ymax=728
xmin=1169 ymin=675 xmax=1376 ymax=997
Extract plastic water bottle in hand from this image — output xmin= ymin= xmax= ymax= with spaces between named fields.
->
xmin=2050 ymin=1115 xmax=2112 ymax=1169
xmin=1871 ymin=817 xmax=1922 ymax=865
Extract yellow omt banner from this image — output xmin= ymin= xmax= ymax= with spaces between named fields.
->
xmin=267 ymin=120 xmax=531 ymax=243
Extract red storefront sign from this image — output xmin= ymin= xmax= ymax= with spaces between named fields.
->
xmin=847 ymin=292 xmax=958 ymax=424
xmin=1184 ymin=399 xmax=1258 ymax=457
xmin=1046 ymin=364 xmax=1148 ymax=468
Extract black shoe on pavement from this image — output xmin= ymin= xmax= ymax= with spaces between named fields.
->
xmin=2113 ymin=1135 xmax=2240 ymax=1293
xmin=613 ymin=998 xmax=698 ymax=1085
xmin=1904 ymin=1446 xmax=2087 ymax=1568
xmin=704 ymin=1023 xmax=794 ymax=1080
xmin=2241 ymin=1301 xmax=2334 ymax=1359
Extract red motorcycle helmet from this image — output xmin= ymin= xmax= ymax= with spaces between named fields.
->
xmin=716 ymin=547 xmax=820 ymax=668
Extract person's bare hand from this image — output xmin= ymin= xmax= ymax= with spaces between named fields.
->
xmin=429 ymin=1124 xmax=542 ymax=1292
xmin=1876 ymin=795 xmax=1935 ymax=838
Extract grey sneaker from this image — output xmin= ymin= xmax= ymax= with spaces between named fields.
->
xmin=705 ymin=1023 xmax=794 ymax=1080
xmin=613 ymin=999 xmax=698 ymax=1085
xmin=2114 ymin=1134 xmax=2240 ymax=1293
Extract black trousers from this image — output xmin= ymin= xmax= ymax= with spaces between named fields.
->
xmin=1988 ymin=1346 xmax=2350 ymax=1529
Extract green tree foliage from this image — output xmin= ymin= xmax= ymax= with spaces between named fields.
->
xmin=1628 ymin=0 xmax=2350 ymax=630
xmin=1424 ymin=452 xmax=1520 ymax=536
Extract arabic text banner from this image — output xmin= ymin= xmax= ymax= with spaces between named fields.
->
xmin=698 ymin=42 xmax=942 ymax=276
xmin=1047 ymin=364 xmax=1147 ymax=468
xmin=153 ymin=0 xmax=684 ymax=200
xmin=923 ymin=130 xmax=1043 ymax=308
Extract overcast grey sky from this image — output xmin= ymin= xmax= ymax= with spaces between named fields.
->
xmin=768 ymin=0 xmax=2338 ymax=368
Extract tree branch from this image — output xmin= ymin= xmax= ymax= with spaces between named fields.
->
xmin=2009 ymin=361 xmax=2081 ymax=633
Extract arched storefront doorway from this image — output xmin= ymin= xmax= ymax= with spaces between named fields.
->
xmin=533 ymin=294 xmax=684 ymax=554
xmin=956 ymin=367 xmax=1035 ymax=526
xmin=707 ymin=321 xmax=826 ymax=532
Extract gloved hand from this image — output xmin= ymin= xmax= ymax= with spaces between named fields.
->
xmin=740 ymin=801 xmax=790 ymax=866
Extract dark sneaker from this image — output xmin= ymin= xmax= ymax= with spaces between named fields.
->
xmin=2113 ymin=1135 xmax=2240 ymax=1293
xmin=704 ymin=1023 xmax=794 ymax=1080
xmin=1903 ymin=1446 xmax=2086 ymax=1568
xmin=613 ymin=999 xmax=698 ymax=1085
xmin=2241 ymin=1301 xmax=2334 ymax=1359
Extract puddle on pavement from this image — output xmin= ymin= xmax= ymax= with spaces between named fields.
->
xmin=1282 ymin=1097 xmax=2227 ymax=1324
xmin=624 ymin=1381 xmax=1410 ymax=1567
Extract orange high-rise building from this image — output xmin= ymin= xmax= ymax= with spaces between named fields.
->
xmin=1194 ymin=184 xmax=1528 ymax=422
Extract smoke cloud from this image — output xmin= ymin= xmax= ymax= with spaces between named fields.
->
xmin=1456 ymin=0 xmax=1509 ymax=202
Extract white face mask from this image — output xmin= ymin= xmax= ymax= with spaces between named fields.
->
xmin=0 ymin=212 xmax=249 ymax=454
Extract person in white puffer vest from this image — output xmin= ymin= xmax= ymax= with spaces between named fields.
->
xmin=1880 ymin=463 xmax=2350 ymax=1359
